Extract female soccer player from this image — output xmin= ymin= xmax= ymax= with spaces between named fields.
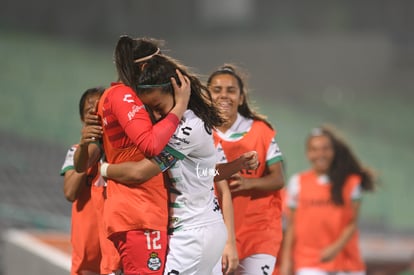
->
xmin=61 ymin=87 xmax=121 ymax=275
xmin=74 ymin=36 xmax=191 ymax=275
xmin=280 ymin=126 xmax=375 ymax=275
xmin=207 ymin=64 xmax=286 ymax=275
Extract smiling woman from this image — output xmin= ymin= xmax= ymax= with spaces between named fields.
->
xmin=207 ymin=64 xmax=285 ymax=275
xmin=280 ymin=125 xmax=376 ymax=275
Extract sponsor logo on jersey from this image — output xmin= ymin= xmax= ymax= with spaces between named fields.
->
xmin=147 ymin=252 xmax=162 ymax=271
xmin=127 ymin=104 xmax=145 ymax=120
xmin=171 ymin=134 xmax=190 ymax=145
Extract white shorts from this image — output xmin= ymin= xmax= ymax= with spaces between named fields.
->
xmin=296 ymin=268 xmax=366 ymax=275
xmin=164 ymin=221 xmax=227 ymax=275
xmin=235 ymin=253 xmax=276 ymax=275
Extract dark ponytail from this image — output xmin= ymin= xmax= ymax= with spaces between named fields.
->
xmin=114 ymin=36 xmax=161 ymax=92
xmin=114 ymin=36 xmax=136 ymax=87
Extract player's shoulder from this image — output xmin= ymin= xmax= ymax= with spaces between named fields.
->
xmin=252 ymin=119 xmax=275 ymax=135
xmin=181 ymin=110 xmax=204 ymax=129
xmin=345 ymin=173 xmax=362 ymax=187
xmin=107 ymin=84 xmax=140 ymax=103
xmin=291 ymin=170 xmax=314 ymax=184
xmin=175 ymin=110 xmax=208 ymax=141
xmin=68 ymin=144 xmax=79 ymax=153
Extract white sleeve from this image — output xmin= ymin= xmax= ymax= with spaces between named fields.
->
xmin=166 ymin=116 xmax=205 ymax=160
xmin=266 ymin=138 xmax=283 ymax=166
xmin=351 ymin=183 xmax=362 ymax=201
xmin=286 ymin=174 xmax=300 ymax=209
xmin=60 ymin=145 xmax=76 ymax=175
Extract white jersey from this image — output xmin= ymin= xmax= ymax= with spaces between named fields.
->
xmin=166 ymin=110 xmax=223 ymax=232
xmin=60 ymin=145 xmax=77 ymax=175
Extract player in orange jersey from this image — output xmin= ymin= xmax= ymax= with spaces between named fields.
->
xmin=207 ymin=64 xmax=286 ymax=275
xmin=60 ymin=87 xmax=121 ymax=275
xmin=74 ymin=37 xmax=191 ymax=275
xmin=280 ymin=126 xmax=375 ymax=275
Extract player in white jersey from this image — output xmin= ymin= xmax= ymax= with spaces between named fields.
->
xmin=96 ymin=43 xmax=258 ymax=275
xmin=207 ymin=64 xmax=285 ymax=275
xmin=162 ymin=109 xmax=227 ymax=274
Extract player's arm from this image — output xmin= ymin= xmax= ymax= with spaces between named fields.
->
xmin=61 ymin=146 xmax=89 ymax=202
xmin=74 ymin=142 xmax=101 ymax=173
xmin=74 ymin=110 xmax=102 ymax=173
xmin=63 ymin=169 xmax=87 ymax=202
xmin=101 ymin=148 xmax=177 ymax=185
xmin=228 ymin=161 xmax=285 ymax=192
xmin=227 ymin=137 xmax=285 ymax=192
xmin=215 ymin=179 xmax=238 ymax=274
xmin=320 ymin=199 xmax=361 ymax=262
xmin=116 ymin=70 xmax=191 ymax=157
xmin=280 ymin=208 xmax=295 ymax=275
xmin=101 ymin=159 xmax=161 ymax=185
xmin=280 ymin=175 xmax=299 ymax=275
xmin=214 ymin=151 xmax=258 ymax=182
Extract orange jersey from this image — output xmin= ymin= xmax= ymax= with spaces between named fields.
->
xmin=213 ymin=120 xmax=283 ymax=260
xmin=98 ymin=84 xmax=169 ymax=237
xmin=292 ymin=170 xmax=365 ymax=272
xmin=61 ymin=145 xmax=101 ymax=274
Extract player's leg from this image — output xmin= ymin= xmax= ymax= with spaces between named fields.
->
xmin=165 ymin=222 xmax=227 ymax=275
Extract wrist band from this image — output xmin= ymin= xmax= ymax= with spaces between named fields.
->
xmin=100 ymin=162 xmax=109 ymax=177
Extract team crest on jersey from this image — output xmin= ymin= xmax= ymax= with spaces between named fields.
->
xmin=147 ymin=252 xmax=162 ymax=271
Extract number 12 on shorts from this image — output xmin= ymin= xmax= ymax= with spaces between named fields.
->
xmin=144 ymin=230 xmax=162 ymax=250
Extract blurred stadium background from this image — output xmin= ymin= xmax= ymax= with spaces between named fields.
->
xmin=1 ymin=1 xmax=413 ymax=274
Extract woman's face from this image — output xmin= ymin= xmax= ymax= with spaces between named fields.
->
xmin=306 ymin=135 xmax=334 ymax=175
xmin=139 ymin=88 xmax=174 ymax=121
xmin=82 ymin=93 xmax=101 ymax=122
xmin=208 ymin=74 xmax=243 ymax=125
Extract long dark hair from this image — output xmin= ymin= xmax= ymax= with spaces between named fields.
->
xmin=114 ymin=36 xmax=161 ymax=91
xmin=207 ymin=64 xmax=273 ymax=129
xmin=131 ymin=44 xmax=223 ymax=133
xmin=79 ymin=87 xmax=105 ymax=121
xmin=308 ymin=125 xmax=376 ymax=205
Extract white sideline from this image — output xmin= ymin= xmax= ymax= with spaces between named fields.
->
xmin=3 ymin=229 xmax=71 ymax=271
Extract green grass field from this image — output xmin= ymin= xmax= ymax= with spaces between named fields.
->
xmin=1 ymin=30 xmax=413 ymax=232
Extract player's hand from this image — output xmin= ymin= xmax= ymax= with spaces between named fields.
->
xmin=221 ymin=241 xmax=239 ymax=274
xmin=171 ymin=69 xmax=191 ymax=108
xmin=320 ymin=244 xmax=340 ymax=262
xmin=228 ymin=173 xmax=250 ymax=192
xmin=84 ymin=108 xmax=101 ymax=126
xmin=80 ymin=124 xmax=102 ymax=146
xmin=239 ymin=151 xmax=258 ymax=170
